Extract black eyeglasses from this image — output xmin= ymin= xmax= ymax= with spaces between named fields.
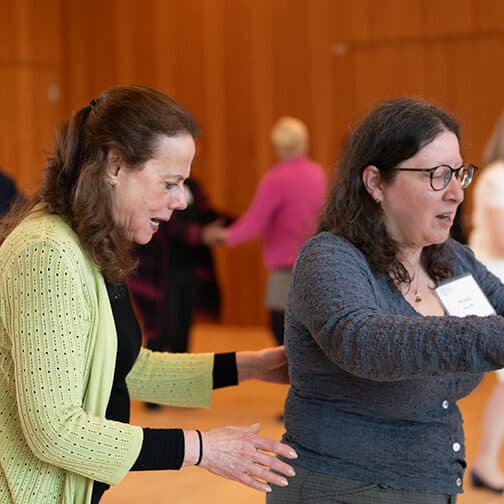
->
xmin=391 ymin=163 xmax=478 ymax=191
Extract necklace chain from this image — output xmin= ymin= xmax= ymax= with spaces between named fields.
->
xmin=399 ymin=260 xmax=429 ymax=303
xmin=414 ymin=289 xmax=422 ymax=303
xmin=412 ymin=263 xmax=422 ymax=303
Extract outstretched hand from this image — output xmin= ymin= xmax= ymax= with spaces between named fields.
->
xmin=198 ymin=424 xmax=297 ymax=493
xmin=236 ymin=346 xmax=289 ymax=384
xmin=201 ymin=219 xmax=228 ymax=246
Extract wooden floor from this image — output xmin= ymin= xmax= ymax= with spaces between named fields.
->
xmin=102 ymin=323 xmax=503 ymax=503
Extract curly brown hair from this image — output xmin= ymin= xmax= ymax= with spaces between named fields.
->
xmin=319 ymin=97 xmax=460 ymax=286
xmin=0 ymin=85 xmax=200 ymax=283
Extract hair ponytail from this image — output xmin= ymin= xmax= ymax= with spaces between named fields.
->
xmin=41 ymin=106 xmax=96 ymax=216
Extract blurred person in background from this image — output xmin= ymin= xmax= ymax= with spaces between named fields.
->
xmin=469 ymin=110 xmax=504 ymax=494
xmin=207 ymin=117 xmax=326 ymax=345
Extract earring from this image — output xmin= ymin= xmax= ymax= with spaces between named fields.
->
xmin=375 ymin=198 xmax=380 ymax=204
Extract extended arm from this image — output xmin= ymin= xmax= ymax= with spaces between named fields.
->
xmin=226 ymin=172 xmax=281 ymax=246
xmin=292 ymin=234 xmax=504 ymax=382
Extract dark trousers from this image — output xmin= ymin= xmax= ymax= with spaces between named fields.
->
xmin=270 ymin=309 xmax=285 ymax=345
xmin=267 ymin=465 xmax=457 ymax=504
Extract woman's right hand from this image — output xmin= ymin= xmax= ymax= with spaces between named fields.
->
xmin=184 ymin=424 xmax=297 ymax=492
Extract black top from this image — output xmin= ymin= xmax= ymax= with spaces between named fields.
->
xmin=91 ymin=283 xmax=238 ymax=503
xmin=0 ymin=171 xmax=21 ymax=216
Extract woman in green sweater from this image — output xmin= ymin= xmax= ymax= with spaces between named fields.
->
xmin=0 ymin=86 xmax=297 ymax=503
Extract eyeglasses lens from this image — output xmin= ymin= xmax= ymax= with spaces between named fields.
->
xmin=459 ymin=165 xmax=473 ymax=189
xmin=431 ymin=165 xmax=452 ymax=190
xmin=432 ymin=164 xmax=474 ymax=190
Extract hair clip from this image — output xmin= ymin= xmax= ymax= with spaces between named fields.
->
xmin=88 ymin=98 xmax=99 ymax=111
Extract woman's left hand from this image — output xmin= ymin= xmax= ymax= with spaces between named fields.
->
xmin=236 ymin=346 xmax=289 ymax=384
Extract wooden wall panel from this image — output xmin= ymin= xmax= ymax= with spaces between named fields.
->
xmin=0 ymin=0 xmax=63 ymax=64
xmin=0 ymin=68 xmax=63 ymax=195
xmin=56 ymin=0 xmax=504 ymax=325
xmin=367 ymin=0 xmax=473 ymax=41
xmin=0 ymin=0 xmax=65 ymax=196
xmin=210 ymin=0 xmax=267 ymax=324
xmin=472 ymin=0 xmax=504 ymax=31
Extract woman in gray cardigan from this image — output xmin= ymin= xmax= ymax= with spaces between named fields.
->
xmin=267 ymin=97 xmax=504 ymax=504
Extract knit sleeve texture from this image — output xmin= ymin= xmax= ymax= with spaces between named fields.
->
xmin=288 ymin=232 xmax=504 ymax=382
xmin=126 ymin=348 xmax=213 ymax=407
xmin=0 ymin=213 xmax=142 ymax=491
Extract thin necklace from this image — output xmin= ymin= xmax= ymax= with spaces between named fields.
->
xmin=399 ymin=259 xmax=424 ymax=302
xmin=412 ymin=264 xmax=422 ymax=303
xmin=414 ymin=286 xmax=422 ymax=303
xmin=413 ymin=269 xmax=435 ymax=303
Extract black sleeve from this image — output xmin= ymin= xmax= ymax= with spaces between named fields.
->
xmin=213 ymin=352 xmax=238 ymax=389
xmin=132 ymin=428 xmax=185 ymax=471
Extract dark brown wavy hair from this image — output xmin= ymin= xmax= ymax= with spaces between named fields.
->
xmin=319 ymin=97 xmax=460 ymax=286
xmin=0 ymin=85 xmax=200 ymax=283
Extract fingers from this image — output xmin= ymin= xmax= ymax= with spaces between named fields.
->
xmin=247 ymin=434 xmax=298 ymax=460
xmin=235 ymin=447 xmax=295 ymax=493
xmin=242 ymin=432 xmax=297 ymax=489
xmin=198 ymin=425 xmax=298 ymax=493
xmin=254 ymin=451 xmax=296 ymax=478
xmin=240 ymin=472 xmax=273 ymax=493
xmin=247 ymin=462 xmax=290 ymax=486
xmin=249 ymin=423 xmax=261 ymax=433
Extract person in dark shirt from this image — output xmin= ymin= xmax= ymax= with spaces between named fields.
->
xmin=0 ymin=170 xmax=21 ymax=216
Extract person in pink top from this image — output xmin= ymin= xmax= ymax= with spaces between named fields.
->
xmin=208 ymin=117 xmax=326 ymax=344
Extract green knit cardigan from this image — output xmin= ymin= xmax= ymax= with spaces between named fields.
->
xmin=0 ymin=212 xmax=213 ymax=503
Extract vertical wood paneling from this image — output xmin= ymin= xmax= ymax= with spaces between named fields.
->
xmin=0 ymin=0 xmax=63 ymax=65
xmin=472 ymin=0 xmax=504 ymax=31
xmin=368 ymin=0 xmax=425 ymax=41
xmin=423 ymin=0 xmax=473 ymax=37
xmin=200 ymin=0 xmax=227 ymax=202
xmin=219 ymin=0 xmax=267 ymax=324
xmin=53 ymin=0 xmax=504 ymax=325
xmin=0 ymin=68 xmax=63 ymax=195
xmin=0 ymin=0 xmax=64 ymax=196
xmin=307 ymin=0 xmax=337 ymax=169
xmin=326 ymin=0 xmax=372 ymax=44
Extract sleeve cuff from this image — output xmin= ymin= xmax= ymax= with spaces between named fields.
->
xmin=213 ymin=352 xmax=238 ymax=389
xmin=131 ymin=428 xmax=185 ymax=471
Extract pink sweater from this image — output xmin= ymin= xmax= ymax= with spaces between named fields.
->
xmin=227 ymin=156 xmax=326 ymax=269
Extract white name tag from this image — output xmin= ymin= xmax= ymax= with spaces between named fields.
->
xmin=435 ymin=274 xmax=496 ymax=317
